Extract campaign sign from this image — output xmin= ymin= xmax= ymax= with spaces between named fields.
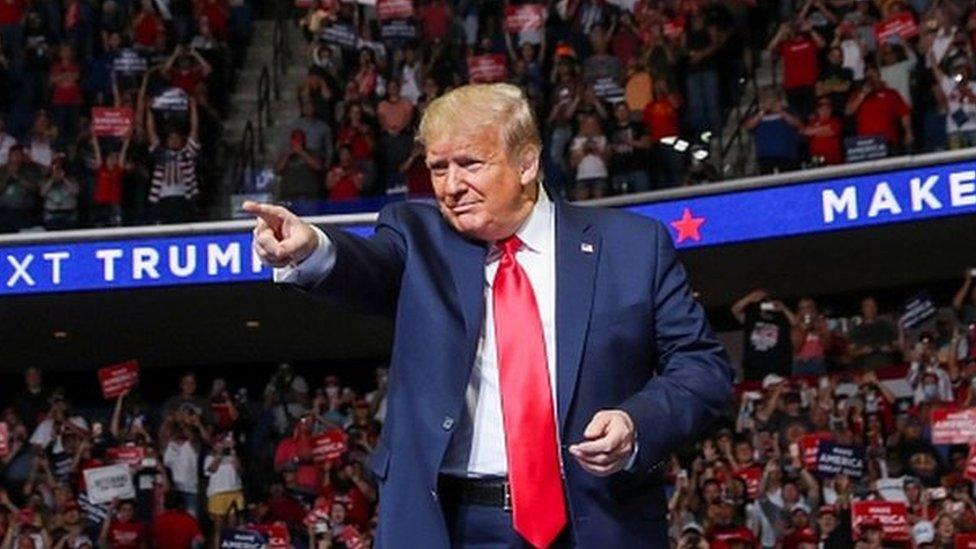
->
xmin=151 ymin=87 xmax=190 ymax=111
xmin=875 ymin=12 xmax=918 ymax=42
xmin=899 ymin=290 xmax=937 ymax=328
xmin=106 ymin=446 xmax=145 ymax=467
xmin=816 ymin=442 xmax=866 ymax=478
xmin=336 ymin=525 xmax=366 ymax=549
xmin=98 ymin=359 xmax=140 ymax=399
xmin=380 ymin=19 xmax=416 ymax=39
xmin=733 ymin=466 xmax=762 ymax=500
xmin=800 ymin=432 xmax=832 ymax=470
xmin=467 ymin=54 xmax=507 ymax=83
xmin=92 ymin=107 xmax=134 ymax=138
xmin=931 ymin=407 xmax=976 ymax=444
xmin=321 ymin=23 xmax=358 ymax=48
xmin=504 ymin=4 xmax=545 ymax=33
xmin=267 ymin=523 xmax=290 ymax=549
xmin=84 ymin=464 xmax=136 ymax=504
xmin=220 ymin=529 xmax=268 ymax=549
xmin=845 ymin=136 xmax=888 ymax=162
xmin=377 ymin=0 xmax=412 ymax=20
xmin=313 ymin=429 xmax=348 ymax=463
xmin=113 ymin=49 xmax=148 ymax=74
xmin=851 ymin=501 xmax=910 ymax=541
xmin=593 ymin=76 xmax=624 ymax=102
xmin=964 ymin=445 xmax=976 ymax=481
xmin=0 ymin=422 xmax=8 ymax=457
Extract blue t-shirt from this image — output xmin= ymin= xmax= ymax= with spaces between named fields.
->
xmin=753 ymin=113 xmax=800 ymax=160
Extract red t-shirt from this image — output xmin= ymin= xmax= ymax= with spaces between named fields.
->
xmin=106 ymin=519 xmax=146 ymax=549
xmin=273 ymin=437 xmax=320 ymax=491
xmin=0 ymin=0 xmax=24 ymax=25
xmin=95 ymin=165 xmax=124 ymax=205
xmin=807 ymin=117 xmax=843 ymax=165
xmin=855 ymin=88 xmax=910 ymax=146
xmin=328 ymin=166 xmax=361 ymax=201
xmin=337 ymin=126 xmax=373 ymax=161
xmin=779 ymin=36 xmax=820 ymax=90
xmin=151 ymin=510 xmax=202 ymax=549
xmin=199 ymin=0 xmax=229 ymax=40
xmin=51 ymin=62 xmax=84 ymax=105
xmin=169 ymin=67 xmax=204 ymax=95
xmin=642 ymin=97 xmax=680 ymax=141
xmin=133 ymin=12 xmax=163 ymax=48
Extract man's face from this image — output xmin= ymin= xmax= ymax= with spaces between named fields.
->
xmin=427 ymin=127 xmax=537 ymax=242
xmin=818 ymin=513 xmax=837 ymax=533
xmin=734 ymin=442 xmax=753 ymax=464
xmin=25 ymin=368 xmax=41 ymax=390
xmin=861 ymin=298 xmax=878 ymax=319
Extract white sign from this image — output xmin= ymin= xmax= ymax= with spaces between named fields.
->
xmin=83 ymin=464 xmax=136 ymax=504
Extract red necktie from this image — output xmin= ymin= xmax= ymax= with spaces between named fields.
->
xmin=493 ymin=236 xmax=566 ymax=548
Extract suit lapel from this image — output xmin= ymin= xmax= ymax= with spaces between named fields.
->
xmin=554 ymin=198 xmax=600 ymax=431
xmin=443 ymin=226 xmax=488 ymax=359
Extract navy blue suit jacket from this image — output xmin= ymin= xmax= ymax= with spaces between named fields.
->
xmin=305 ymin=192 xmax=733 ymax=547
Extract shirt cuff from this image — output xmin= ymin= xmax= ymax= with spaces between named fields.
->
xmin=624 ymin=440 xmax=639 ymax=472
xmin=272 ymin=225 xmax=336 ymax=285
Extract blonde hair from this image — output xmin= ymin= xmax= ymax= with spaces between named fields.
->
xmin=417 ymin=83 xmax=542 ymax=159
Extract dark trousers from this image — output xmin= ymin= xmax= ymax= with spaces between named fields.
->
xmin=441 ymin=501 xmax=574 ymax=548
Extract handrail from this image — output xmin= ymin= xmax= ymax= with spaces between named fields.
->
xmin=233 ymin=120 xmax=256 ymax=193
xmin=718 ymin=47 xmax=763 ymax=174
xmin=256 ymin=66 xmax=272 ymax=153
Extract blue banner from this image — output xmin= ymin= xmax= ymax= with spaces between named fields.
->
xmin=3 ymin=159 xmax=976 ymax=295
xmin=634 ymin=159 xmax=976 ymax=249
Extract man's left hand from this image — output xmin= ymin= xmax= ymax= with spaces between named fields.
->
xmin=568 ymin=410 xmax=636 ymax=477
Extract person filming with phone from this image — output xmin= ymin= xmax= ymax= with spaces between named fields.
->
xmin=245 ymin=83 xmax=733 ymax=548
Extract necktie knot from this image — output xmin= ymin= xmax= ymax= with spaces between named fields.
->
xmin=498 ymin=235 xmax=522 ymax=258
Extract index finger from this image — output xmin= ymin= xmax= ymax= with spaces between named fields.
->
xmin=242 ymin=201 xmax=288 ymax=228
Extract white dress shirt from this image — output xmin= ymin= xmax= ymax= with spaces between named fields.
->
xmin=272 ymin=189 xmax=634 ymax=477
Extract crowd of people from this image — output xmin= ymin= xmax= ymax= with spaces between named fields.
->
xmin=750 ymin=0 xmax=976 ymax=174
xmin=0 ymin=0 xmax=252 ymax=233
xmin=2 ymin=270 xmax=975 ymax=548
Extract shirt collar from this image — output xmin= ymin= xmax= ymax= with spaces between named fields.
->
xmin=500 ymin=185 xmax=551 ymax=255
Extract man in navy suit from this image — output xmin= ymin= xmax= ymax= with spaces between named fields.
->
xmin=245 ymin=83 xmax=733 ymax=548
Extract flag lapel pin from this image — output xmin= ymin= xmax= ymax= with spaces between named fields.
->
xmin=580 ymin=242 xmax=594 ymax=254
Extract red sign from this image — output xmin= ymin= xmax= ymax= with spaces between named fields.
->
xmin=800 ymin=432 xmax=832 ymax=470
xmin=957 ymin=533 xmax=976 ymax=548
xmin=467 ymin=54 xmax=508 ymax=83
xmin=851 ymin=501 xmax=910 ymax=542
xmin=97 ymin=360 xmax=140 ymax=399
xmin=875 ymin=12 xmax=918 ymax=42
xmin=0 ymin=422 xmax=8 ymax=457
xmin=733 ymin=466 xmax=762 ymax=500
xmin=931 ymin=407 xmax=976 ymax=445
xmin=504 ymin=4 xmax=545 ymax=33
xmin=965 ymin=445 xmax=976 ymax=482
xmin=312 ymin=429 xmax=348 ymax=463
xmin=377 ymin=0 xmax=412 ymax=20
xmin=106 ymin=446 xmax=145 ymax=467
xmin=91 ymin=107 xmax=134 ymax=138
xmin=336 ymin=525 xmax=365 ymax=549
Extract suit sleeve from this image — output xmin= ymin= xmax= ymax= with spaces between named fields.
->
xmin=617 ymin=221 xmax=734 ymax=473
xmin=287 ymin=203 xmax=408 ymax=317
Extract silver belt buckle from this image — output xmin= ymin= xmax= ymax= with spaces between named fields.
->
xmin=503 ymin=482 xmax=512 ymax=512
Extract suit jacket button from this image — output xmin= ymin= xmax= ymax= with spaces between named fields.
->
xmin=430 ymin=489 xmax=439 ymax=501
xmin=442 ymin=417 xmax=454 ymax=431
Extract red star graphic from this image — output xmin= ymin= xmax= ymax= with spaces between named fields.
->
xmin=670 ymin=207 xmax=706 ymax=243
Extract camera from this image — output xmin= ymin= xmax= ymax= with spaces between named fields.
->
xmin=760 ymin=301 xmax=776 ymax=312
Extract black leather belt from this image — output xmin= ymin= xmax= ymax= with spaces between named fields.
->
xmin=438 ymin=475 xmax=512 ymax=511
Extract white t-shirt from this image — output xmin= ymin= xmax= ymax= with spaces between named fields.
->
xmin=841 ymin=39 xmax=865 ymax=81
xmin=163 ymin=439 xmax=199 ymax=493
xmin=940 ymin=75 xmax=976 ymax=133
xmin=203 ymin=454 xmax=243 ymax=496
xmin=571 ymin=135 xmax=609 ymax=179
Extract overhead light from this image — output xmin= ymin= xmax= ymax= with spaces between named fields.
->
xmin=700 ymin=131 xmax=712 ymax=143
xmin=673 ymin=139 xmax=690 ymax=153
xmin=692 ymin=149 xmax=710 ymax=161
xmin=660 ymin=136 xmax=678 ymax=146
xmin=245 ymin=320 xmax=261 ymax=329
xmin=53 ymin=331 xmax=68 ymax=339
